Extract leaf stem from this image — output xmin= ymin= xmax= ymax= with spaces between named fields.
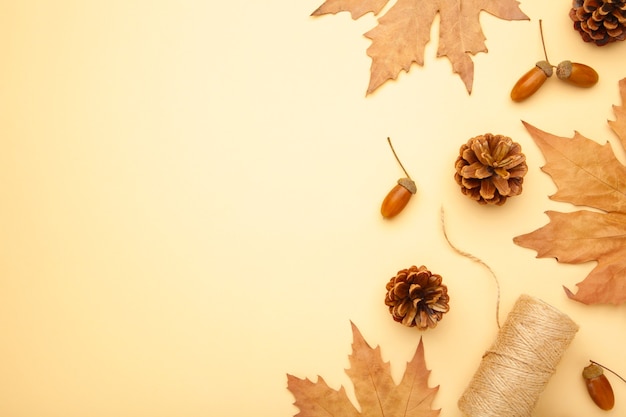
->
xmin=386 ymin=137 xmax=412 ymax=179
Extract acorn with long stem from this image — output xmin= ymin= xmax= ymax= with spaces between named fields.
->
xmin=510 ymin=20 xmax=598 ymax=102
xmin=510 ymin=20 xmax=554 ymax=102
xmin=583 ymin=359 xmax=626 ymax=411
xmin=381 ymin=137 xmax=416 ymax=219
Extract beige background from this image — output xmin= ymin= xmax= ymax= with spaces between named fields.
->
xmin=1 ymin=1 xmax=626 ymax=416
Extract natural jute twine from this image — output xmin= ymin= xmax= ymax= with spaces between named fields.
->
xmin=458 ymin=294 xmax=578 ymax=417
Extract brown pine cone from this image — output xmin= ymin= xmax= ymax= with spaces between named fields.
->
xmin=454 ymin=133 xmax=528 ymax=205
xmin=384 ymin=265 xmax=449 ymax=330
xmin=570 ymin=0 xmax=626 ymax=46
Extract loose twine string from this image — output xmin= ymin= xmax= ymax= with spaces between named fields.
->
xmin=440 ymin=207 xmax=579 ymax=417
xmin=440 ymin=207 xmax=501 ymax=328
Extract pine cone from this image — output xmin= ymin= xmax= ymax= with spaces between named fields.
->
xmin=384 ymin=265 xmax=449 ymax=330
xmin=570 ymin=0 xmax=626 ymax=46
xmin=454 ymin=133 xmax=528 ymax=205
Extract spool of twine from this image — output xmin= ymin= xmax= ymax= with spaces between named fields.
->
xmin=458 ymin=294 xmax=578 ymax=417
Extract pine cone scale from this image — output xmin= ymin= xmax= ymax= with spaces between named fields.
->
xmin=605 ymin=19 xmax=619 ymax=29
xmin=403 ymin=305 xmax=417 ymax=326
xmin=493 ymin=167 xmax=510 ymax=179
xmin=480 ymin=180 xmax=496 ymax=200
xmin=471 ymin=141 xmax=493 ymax=166
xmin=492 ymin=175 xmax=512 ymax=195
xmin=459 ymin=162 xmax=486 ymax=179
xmin=393 ymin=281 xmax=409 ymax=298
xmin=409 ymin=284 xmax=423 ymax=299
xmin=496 ymin=153 xmax=525 ymax=170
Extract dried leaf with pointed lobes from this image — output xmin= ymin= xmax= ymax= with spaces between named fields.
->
xmin=521 ymin=121 xmax=626 ymax=213
xmin=514 ymin=210 xmax=626 ymax=304
xmin=287 ymin=322 xmax=440 ymax=417
xmin=312 ymin=0 xmax=528 ymax=95
xmin=513 ymin=78 xmax=626 ymax=305
xmin=609 ymin=79 xmax=626 ymax=151
xmin=311 ymin=0 xmax=388 ymax=19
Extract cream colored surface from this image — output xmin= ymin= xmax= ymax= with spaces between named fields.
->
xmin=1 ymin=1 xmax=625 ymax=416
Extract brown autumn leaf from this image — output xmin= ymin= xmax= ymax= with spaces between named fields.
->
xmin=513 ymin=78 xmax=626 ymax=305
xmin=311 ymin=0 xmax=528 ymax=95
xmin=287 ymin=322 xmax=440 ymax=417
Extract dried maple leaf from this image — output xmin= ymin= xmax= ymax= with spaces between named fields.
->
xmin=287 ymin=322 xmax=440 ymax=417
xmin=311 ymin=0 xmax=528 ymax=95
xmin=513 ymin=78 xmax=626 ymax=305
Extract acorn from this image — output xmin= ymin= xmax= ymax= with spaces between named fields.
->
xmin=510 ymin=20 xmax=599 ymax=102
xmin=381 ymin=137 xmax=416 ymax=219
xmin=556 ymin=60 xmax=599 ymax=88
xmin=510 ymin=60 xmax=553 ymax=102
xmin=583 ymin=363 xmax=615 ymax=410
xmin=381 ymin=177 xmax=416 ymax=218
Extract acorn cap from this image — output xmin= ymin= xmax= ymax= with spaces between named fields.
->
xmin=556 ymin=60 xmax=573 ymax=80
xmin=398 ymin=177 xmax=417 ymax=194
xmin=583 ymin=363 xmax=604 ymax=379
xmin=536 ymin=60 xmax=554 ymax=77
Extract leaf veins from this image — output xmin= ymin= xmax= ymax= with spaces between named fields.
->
xmin=287 ymin=322 xmax=440 ymax=417
xmin=311 ymin=0 xmax=528 ymax=95
xmin=514 ymin=78 xmax=626 ymax=305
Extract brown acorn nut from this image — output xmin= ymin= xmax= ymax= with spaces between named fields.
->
xmin=583 ymin=363 xmax=615 ymax=410
xmin=510 ymin=60 xmax=553 ymax=102
xmin=556 ymin=60 xmax=599 ymax=87
xmin=511 ymin=20 xmax=600 ymax=101
xmin=381 ymin=137 xmax=416 ymax=219
xmin=381 ymin=178 xmax=416 ymax=218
